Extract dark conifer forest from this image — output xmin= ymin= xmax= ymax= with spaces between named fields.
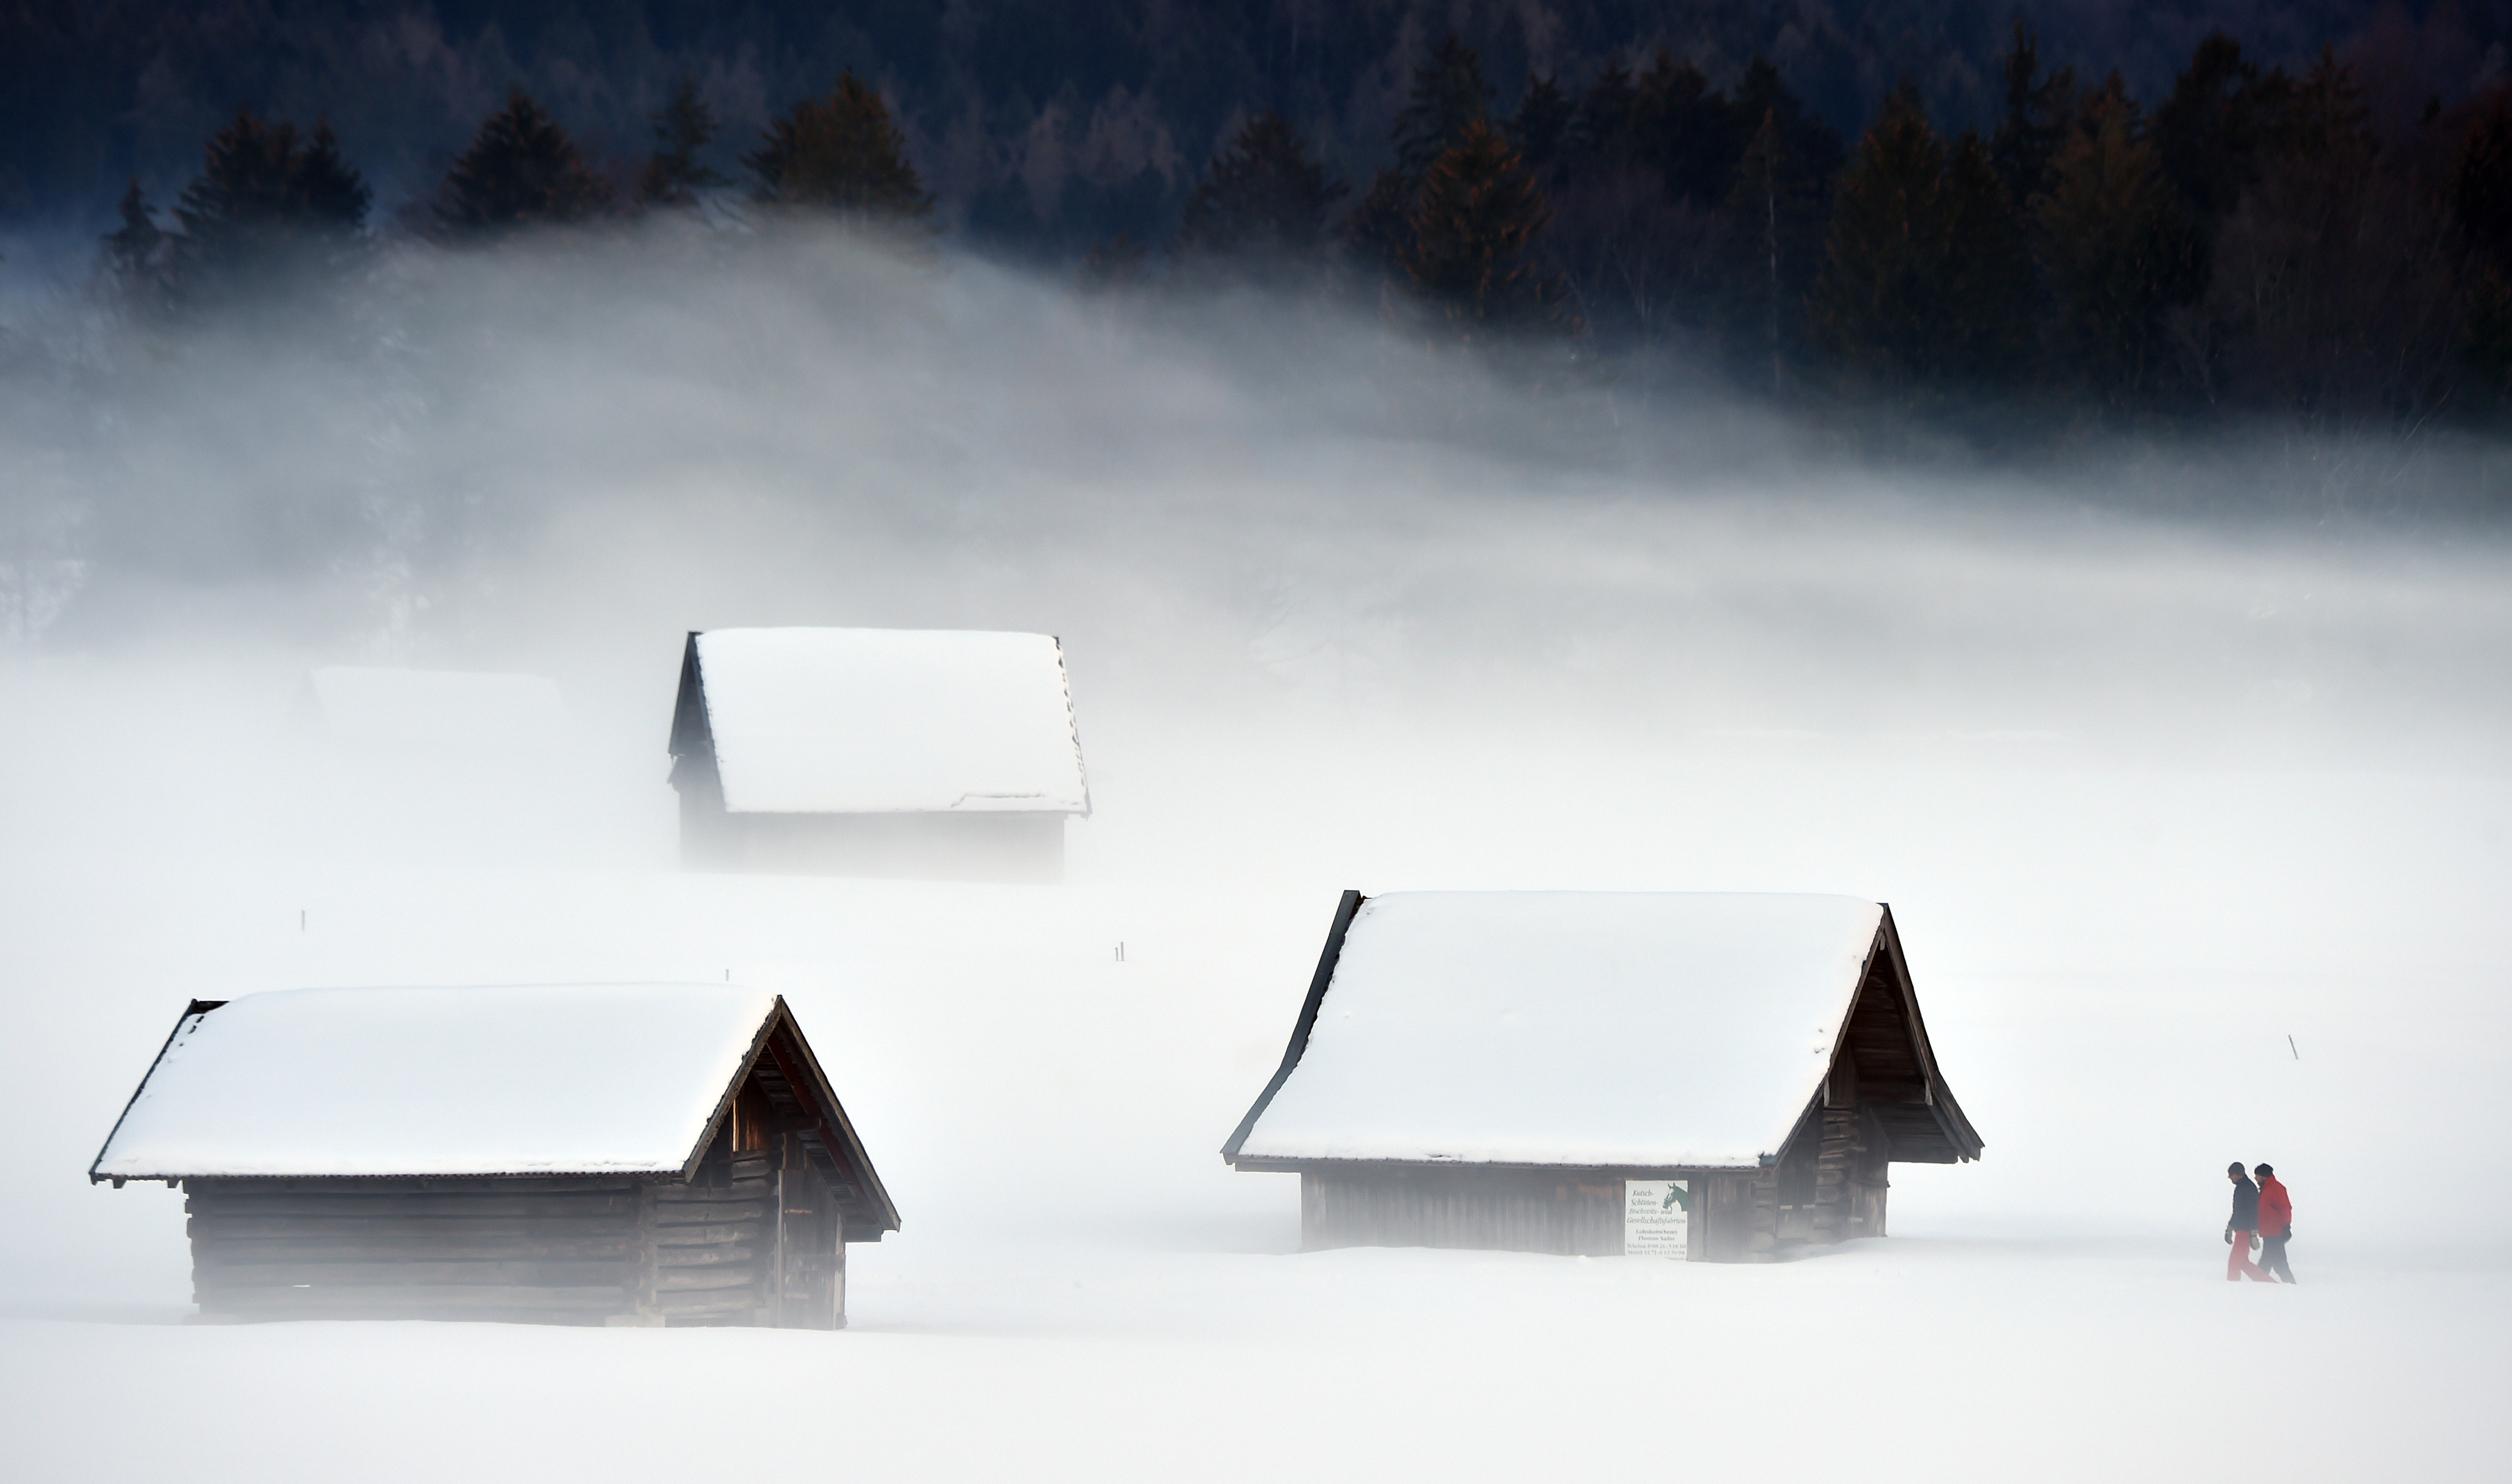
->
xmin=10 ymin=0 xmax=2512 ymax=437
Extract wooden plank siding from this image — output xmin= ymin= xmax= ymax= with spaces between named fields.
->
xmin=186 ymin=1134 xmax=846 ymax=1327
xmin=1298 ymin=1167 xmax=1768 ymax=1261
xmin=188 ymin=1177 xmax=647 ymax=1325
xmin=1303 ymin=1168 xmax=1628 ymax=1256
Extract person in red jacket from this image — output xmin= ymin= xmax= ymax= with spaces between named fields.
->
xmin=2224 ymin=1163 xmax=2275 ymax=1282
xmin=2254 ymin=1163 xmax=2295 ymax=1284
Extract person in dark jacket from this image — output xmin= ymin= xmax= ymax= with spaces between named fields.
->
xmin=2224 ymin=1162 xmax=2275 ymax=1282
xmin=2254 ymin=1163 xmax=2295 ymax=1283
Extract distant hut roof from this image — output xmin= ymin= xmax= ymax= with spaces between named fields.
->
xmin=672 ymin=628 xmax=1088 ymax=815
xmin=306 ymin=666 xmax=567 ymax=747
xmin=1225 ymin=892 xmax=1981 ymax=1171
xmin=90 ymin=985 xmax=899 ymax=1231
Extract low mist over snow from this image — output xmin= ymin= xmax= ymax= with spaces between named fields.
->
xmin=2 ymin=228 xmax=2508 ymax=1479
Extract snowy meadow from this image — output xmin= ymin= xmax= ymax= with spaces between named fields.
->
xmin=2 ymin=229 xmax=2508 ymax=1480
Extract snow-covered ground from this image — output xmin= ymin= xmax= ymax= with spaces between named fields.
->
xmin=3 ymin=238 xmax=2509 ymax=1477
xmin=4 ymin=644 xmax=2506 ymax=1478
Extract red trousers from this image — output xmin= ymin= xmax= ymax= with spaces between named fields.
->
xmin=2228 ymin=1230 xmax=2274 ymax=1282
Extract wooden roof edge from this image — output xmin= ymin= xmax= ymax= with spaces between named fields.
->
xmin=677 ymin=1001 xmax=783 ymax=1183
xmin=666 ymin=630 xmax=711 ymax=762
xmin=1220 ymin=889 xmax=1365 ymax=1165
xmin=90 ymin=1001 xmax=225 ymax=1186
xmin=1052 ymin=634 xmax=1092 ymax=819
xmin=106 ymin=1168 xmax=693 ymax=1183
xmin=1873 ymin=904 xmax=1983 ymax=1160
xmin=1928 ymin=1079 xmax=1986 ymax=1160
xmin=762 ymin=997 xmax=902 ymax=1234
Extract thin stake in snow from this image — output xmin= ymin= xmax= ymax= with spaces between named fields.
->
xmin=299 ymin=910 xmax=304 ymax=932
xmin=2289 ymin=1035 xmax=2299 ymax=1060
xmin=1115 ymin=942 xmax=1126 ymax=963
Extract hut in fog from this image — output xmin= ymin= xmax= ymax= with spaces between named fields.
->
xmin=668 ymin=627 xmax=1090 ymax=882
xmin=1221 ymin=892 xmax=1982 ymax=1262
xmin=91 ymin=984 xmax=898 ymax=1327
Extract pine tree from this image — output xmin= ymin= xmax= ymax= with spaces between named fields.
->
xmin=2035 ymin=84 xmax=2207 ymax=410
xmin=1510 ymin=73 xmax=1572 ymax=173
xmin=1080 ymin=232 xmax=1149 ymax=290
xmin=1392 ymin=35 xmax=1492 ymax=180
xmin=1401 ymin=119 xmax=1573 ymax=337
xmin=2453 ymin=88 xmax=2512 ymax=269
xmin=2196 ymin=46 xmax=2457 ymax=428
xmin=101 ymin=180 xmax=166 ymax=275
xmin=1732 ymin=55 xmax=1841 ymax=182
xmin=1628 ymin=52 xmax=1733 ymax=206
xmin=436 ymin=90 xmax=614 ymax=237
xmin=1174 ymin=110 xmax=1347 ymax=269
xmin=1809 ymin=87 xmax=2038 ymax=395
xmin=293 ymin=121 xmax=370 ymax=229
xmin=638 ymin=75 xmax=729 ymax=208
xmin=1343 ymin=168 xmax=1416 ymax=282
xmin=1570 ymin=57 xmax=1638 ymax=168
xmin=171 ymin=109 xmax=370 ymax=286
xmin=2152 ymin=32 xmax=2275 ymax=228
xmin=1937 ymin=131 xmax=2038 ymax=385
xmin=746 ymin=74 xmax=933 ymax=224
xmin=99 ymin=179 xmax=171 ymax=312
xmin=2272 ymin=47 xmax=2373 ymax=162
xmin=1991 ymin=20 xmax=2076 ymax=212
xmin=1811 ymin=85 xmax=1949 ymax=381
xmin=2463 ymin=91 xmax=2512 ymax=411
xmin=1712 ymin=109 xmax=1825 ymax=394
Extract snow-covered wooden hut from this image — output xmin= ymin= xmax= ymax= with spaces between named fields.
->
xmin=668 ymin=627 xmax=1090 ymax=881
xmin=91 ymin=985 xmax=898 ymax=1327
xmin=1221 ymin=892 xmax=1983 ymax=1261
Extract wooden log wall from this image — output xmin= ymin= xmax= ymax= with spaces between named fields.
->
xmin=1848 ymin=1106 xmax=1891 ymax=1239
xmin=1301 ymin=1168 xmax=1624 ymax=1256
xmin=1693 ymin=1175 xmax=1754 ymax=1262
xmin=638 ymin=1148 xmax=776 ymax=1324
xmin=186 ymin=1176 xmax=646 ymax=1324
xmin=186 ymin=1136 xmax=847 ymax=1326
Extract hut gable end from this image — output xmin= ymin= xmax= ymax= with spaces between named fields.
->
xmin=666 ymin=632 xmax=720 ymax=802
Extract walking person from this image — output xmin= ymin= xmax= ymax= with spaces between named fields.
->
xmin=2254 ymin=1163 xmax=2295 ymax=1283
xmin=2224 ymin=1162 xmax=2275 ymax=1282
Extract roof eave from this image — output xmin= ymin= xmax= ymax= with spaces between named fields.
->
xmin=95 ymin=1166 xmax=687 ymax=1183
xmin=677 ymin=1001 xmax=785 ymax=1181
xmin=89 ymin=1000 xmax=227 ymax=1185
xmin=1220 ymin=889 xmax=1365 ymax=1163
xmin=760 ymin=998 xmax=903 ymax=1235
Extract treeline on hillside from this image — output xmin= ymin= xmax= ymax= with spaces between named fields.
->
xmin=12 ymin=2 xmax=2498 ymax=242
xmin=95 ymin=22 xmax=2512 ymax=435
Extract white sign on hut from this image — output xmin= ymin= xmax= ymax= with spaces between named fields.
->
xmin=92 ymin=984 xmax=898 ymax=1327
xmin=1221 ymin=892 xmax=1983 ymax=1261
xmin=668 ymin=627 xmax=1090 ymax=881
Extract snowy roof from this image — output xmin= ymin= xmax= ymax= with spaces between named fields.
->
xmin=306 ymin=667 xmax=567 ymax=748
xmin=1227 ymin=893 xmax=1891 ymax=1170
xmin=683 ymin=628 xmax=1089 ymax=815
xmin=91 ymin=985 xmax=780 ymax=1180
